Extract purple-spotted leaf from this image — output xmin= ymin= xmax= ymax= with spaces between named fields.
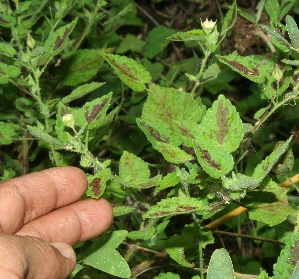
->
xmin=193 ymin=142 xmax=233 ymax=178
xmin=217 ymin=53 xmax=275 ymax=83
xmin=143 ymin=196 xmax=210 ymax=219
xmin=44 ymin=18 xmax=77 ymax=55
xmin=102 ymin=53 xmax=151 ymax=92
xmin=252 ymin=137 xmax=292 ymax=181
xmin=119 ymin=151 xmax=161 ymax=189
xmin=197 ymin=94 xmax=243 ymax=153
xmin=167 ymin=29 xmax=206 ymax=42
xmin=86 ymin=168 xmax=111 ymax=198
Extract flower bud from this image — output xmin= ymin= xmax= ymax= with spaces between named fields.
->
xmin=27 ymin=33 xmax=35 ymax=49
xmin=201 ymin=18 xmax=217 ymax=34
xmin=62 ymin=113 xmax=75 ymax=129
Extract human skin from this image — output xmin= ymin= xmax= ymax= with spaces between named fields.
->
xmin=0 ymin=167 xmax=113 ymax=279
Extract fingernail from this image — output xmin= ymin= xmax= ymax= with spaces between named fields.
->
xmin=51 ymin=242 xmax=76 ymax=260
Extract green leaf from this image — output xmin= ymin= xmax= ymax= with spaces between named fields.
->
xmin=221 ymin=0 xmax=237 ymax=35
xmin=282 ymin=59 xmax=299 ymax=66
xmin=280 ymin=0 xmax=296 ymax=19
xmin=144 ymin=26 xmax=175 ymax=58
xmin=0 ymin=63 xmax=21 ymax=84
xmin=222 ymin=173 xmax=260 ymax=191
xmin=201 ymin=63 xmax=221 ymax=82
xmin=81 ymin=230 xmax=131 ymax=278
xmin=59 ymin=49 xmax=105 ymax=86
xmin=86 ymin=168 xmax=111 ymax=198
xmin=44 ymin=18 xmax=77 ymax=55
xmin=0 ymin=121 xmax=16 ymax=145
xmin=193 ymin=143 xmax=234 ymax=178
xmin=167 ymin=29 xmax=205 ymax=42
xmin=60 ymin=82 xmax=105 ymax=104
xmin=154 ymin=273 xmax=180 ymax=279
xmin=0 ymin=14 xmax=16 ymax=28
xmin=116 ymin=33 xmax=146 ymax=54
xmin=217 ymin=53 xmax=275 ymax=83
xmin=0 ymin=42 xmax=17 ymax=57
xmin=207 ymin=249 xmax=234 ymax=279
xmin=27 ymin=125 xmax=63 ymax=146
xmin=264 ymin=0 xmax=280 ymax=23
xmin=197 ymin=94 xmax=243 ymax=153
xmin=155 ymin=172 xmax=180 ymax=194
xmin=272 ymin=232 xmax=299 ymax=279
xmin=286 ymin=15 xmax=299 ymax=49
xmin=113 ymin=206 xmax=135 ymax=217
xmin=119 ymin=151 xmax=161 ymax=189
xmin=102 ymin=52 xmax=151 ymax=92
xmin=143 ymin=196 xmax=210 ymax=219
xmin=252 ymin=137 xmax=292 ymax=181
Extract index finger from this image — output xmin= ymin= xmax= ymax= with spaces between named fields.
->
xmin=0 ymin=167 xmax=87 ymax=234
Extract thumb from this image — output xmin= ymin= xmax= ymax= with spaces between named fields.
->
xmin=0 ymin=234 xmax=76 ymax=279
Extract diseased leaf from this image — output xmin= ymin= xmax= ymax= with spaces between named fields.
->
xmin=167 ymin=29 xmax=205 ymax=42
xmin=221 ymin=0 xmax=237 ymax=35
xmin=143 ymin=196 xmax=210 ymax=218
xmin=207 ymin=249 xmax=234 ymax=279
xmin=44 ymin=18 xmax=77 ymax=55
xmin=193 ymin=142 xmax=233 ymax=178
xmin=59 ymin=49 xmax=105 ymax=86
xmin=102 ymin=52 xmax=151 ymax=91
xmin=217 ymin=53 xmax=275 ymax=83
xmin=286 ymin=15 xmax=299 ymax=49
xmin=252 ymin=137 xmax=292 ymax=181
xmin=86 ymin=168 xmax=111 ymax=198
xmin=27 ymin=125 xmax=63 ymax=146
xmin=60 ymin=82 xmax=105 ymax=104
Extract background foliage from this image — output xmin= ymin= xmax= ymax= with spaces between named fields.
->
xmin=1 ymin=0 xmax=299 ymax=278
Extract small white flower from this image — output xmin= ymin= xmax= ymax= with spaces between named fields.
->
xmin=201 ymin=18 xmax=217 ymax=34
xmin=62 ymin=113 xmax=75 ymax=129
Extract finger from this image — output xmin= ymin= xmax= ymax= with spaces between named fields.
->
xmin=0 ymin=167 xmax=87 ymax=234
xmin=16 ymin=198 xmax=113 ymax=245
xmin=0 ymin=234 xmax=75 ymax=279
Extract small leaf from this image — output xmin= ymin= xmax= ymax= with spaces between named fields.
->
xmin=207 ymin=249 xmax=234 ymax=279
xmin=86 ymin=169 xmax=111 ymax=198
xmin=0 ymin=62 xmax=21 ymax=84
xmin=286 ymin=15 xmax=299 ymax=49
xmin=113 ymin=206 xmax=135 ymax=217
xmin=60 ymin=82 xmax=105 ymax=104
xmin=167 ymin=29 xmax=205 ymax=42
xmin=0 ymin=121 xmax=16 ymax=145
xmin=44 ymin=18 xmax=77 ymax=55
xmin=143 ymin=196 xmax=210 ymax=219
xmin=0 ymin=42 xmax=17 ymax=57
xmin=116 ymin=33 xmax=146 ymax=54
xmin=222 ymin=173 xmax=260 ymax=191
xmin=81 ymin=230 xmax=131 ymax=278
xmin=154 ymin=273 xmax=180 ymax=279
xmin=59 ymin=49 xmax=105 ymax=86
xmin=27 ymin=125 xmax=63 ymax=146
xmin=102 ymin=53 xmax=151 ymax=92
xmin=221 ymin=0 xmax=237 ymax=35
xmin=155 ymin=172 xmax=180 ymax=194
xmin=0 ymin=14 xmax=16 ymax=28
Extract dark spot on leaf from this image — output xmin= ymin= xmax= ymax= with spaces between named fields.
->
xmin=215 ymin=100 xmax=229 ymax=144
xmin=106 ymin=57 xmax=139 ymax=81
xmin=139 ymin=121 xmax=167 ymax=142
xmin=54 ymin=27 xmax=72 ymax=51
xmin=196 ymin=144 xmax=221 ymax=170
xmin=227 ymin=5 xmax=237 ymax=28
xmin=90 ymin=178 xmax=101 ymax=196
xmin=150 ymin=211 xmax=170 ymax=217
xmin=178 ymin=125 xmax=194 ymax=138
xmin=177 ymin=205 xmax=198 ymax=211
xmin=85 ymin=98 xmax=108 ymax=123
xmin=224 ymin=59 xmax=259 ymax=76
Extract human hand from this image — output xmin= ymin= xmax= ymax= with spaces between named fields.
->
xmin=0 ymin=167 xmax=113 ymax=279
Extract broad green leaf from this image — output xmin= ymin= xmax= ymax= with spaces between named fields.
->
xmin=193 ymin=142 xmax=234 ymax=178
xmin=44 ymin=18 xmax=77 ymax=55
xmin=286 ymin=15 xmax=299 ymax=49
xmin=0 ymin=63 xmax=21 ymax=84
xmin=244 ymin=181 xmax=296 ymax=226
xmin=252 ymin=137 xmax=292 ymax=181
xmin=217 ymin=53 xmax=275 ymax=83
xmin=154 ymin=273 xmax=180 ymax=279
xmin=143 ymin=196 xmax=210 ymax=219
xmin=207 ymin=249 xmax=234 ymax=279
xmin=116 ymin=33 xmax=146 ymax=54
xmin=197 ymin=94 xmax=243 ymax=153
xmin=167 ymin=29 xmax=205 ymax=42
xmin=273 ymin=232 xmax=299 ymax=279
xmin=0 ymin=42 xmax=17 ymax=57
xmin=166 ymin=235 xmax=193 ymax=267
xmin=143 ymin=26 xmax=175 ymax=58
xmin=0 ymin=121 xmax=16 ymax=145
xmin=119 ymin=151 xmax=161 ymax=188
xmin=259 ymin=24 xmax=293 ymax=49
xmin=86 ymin=168 xmax=111 ymax=198
xmin=27 ymin=125 xmax=63 ymax=146
xmin=156 ymin=142 xmax=194 ymax=164
xmin=60 ymin=82 xmax=105 ymax=104
xmin=221 ymin=0 xmax=237 ymax=35
xmin=155 ymin=172 xmax=180 ymax=194
xmin=81 ymin=230 xmax=131 ymax=278
xmin=59 ymin=49 xmax=105 ymax=86
xmin=102 ymin=53 xmax=151 ymax=91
